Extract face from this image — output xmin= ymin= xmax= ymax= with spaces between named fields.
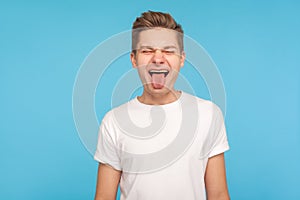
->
xmin=130 ymin=28 xmax=185 ymax=96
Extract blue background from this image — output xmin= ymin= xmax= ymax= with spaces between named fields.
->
xmin=1 ymin=0 xmax=299 ymax=199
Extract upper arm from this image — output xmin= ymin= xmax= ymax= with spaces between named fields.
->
xmin=94 ymin=163 xmax=122 ymax=200
xmin=204 ymin=153 xmax=230 ymax=200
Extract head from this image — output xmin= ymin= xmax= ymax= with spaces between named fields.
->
xmin=131 ymin=11 xmax=184 ymax=55
xmin=130 ymin=11 xmax=186 ymax=97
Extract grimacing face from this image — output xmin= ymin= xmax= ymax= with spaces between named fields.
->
xmin=130 ymin=28 xmax=186 ymax=95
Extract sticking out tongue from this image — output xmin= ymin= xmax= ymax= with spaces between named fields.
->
xmin=151 ymin=73 xmax=165 ymax=89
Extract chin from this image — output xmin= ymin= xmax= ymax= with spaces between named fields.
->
xmin=146 ymin=84 xmax=172 ymax=95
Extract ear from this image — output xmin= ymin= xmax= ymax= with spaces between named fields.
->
xmin=180 ymin=51 xmax=186 ymax=67
xmin=130 ymin=52 xmax=137 ymax=68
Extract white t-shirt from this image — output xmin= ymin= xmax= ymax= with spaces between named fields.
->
xmin=94 ymin=92 xmax=229 ymax=200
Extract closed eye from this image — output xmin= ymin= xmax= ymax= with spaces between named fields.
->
xmin=162 ymin=50 xmax=175 ymax=54
xmin=141 ymin=49 xmax=154 ymax=54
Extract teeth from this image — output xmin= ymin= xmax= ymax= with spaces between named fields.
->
xmin=149 ymin=70 xmax=168 ymax=73
xmin=149 ymin=70 xmax=169 ymax=77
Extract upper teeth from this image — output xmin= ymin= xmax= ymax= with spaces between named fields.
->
xmin=149 ymin=70 xmax=169 ymax=76
xmin=149 ymin=70 xmax=168 ymax=73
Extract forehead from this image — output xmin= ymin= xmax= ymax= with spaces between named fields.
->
xmin=136 ymin=28 xmax=180 ymax=48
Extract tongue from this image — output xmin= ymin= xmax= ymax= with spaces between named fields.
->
xmin=151 ymin=73 xmax=165 ymax=89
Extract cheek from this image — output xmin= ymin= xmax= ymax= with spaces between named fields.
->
xmin=136 ymin=55 xmax=153 ymax=66
xmin=169 ymin=59 xmax=183 ymax=69
xmin=136 ymin=66 xmax=148 ymax=77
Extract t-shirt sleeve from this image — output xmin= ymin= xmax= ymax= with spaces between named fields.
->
xmin=207 ymin=105 xmax=230 ymax=158
xmin=94 ymin=120 xmax=122 ymax=171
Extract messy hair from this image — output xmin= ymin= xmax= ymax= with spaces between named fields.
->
xmin=132 ymin=11 xmax=184 ymax=54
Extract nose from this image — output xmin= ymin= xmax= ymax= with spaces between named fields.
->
xmin=152 ymin=49 xmax=165 ymax=65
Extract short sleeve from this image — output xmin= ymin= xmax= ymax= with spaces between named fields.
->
xmin=94 ymin=121 xmax=122 ymax=171
xmin=208 ymin=105 xmax=230 ymax=158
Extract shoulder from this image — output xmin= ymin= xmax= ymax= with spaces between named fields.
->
xmin=183 ymin=92 xmax=222 ymax=115
xmin=101 ymin=98 xmax=136 ymax=126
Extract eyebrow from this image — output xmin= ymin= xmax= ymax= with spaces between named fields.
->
xmin=139 ymin=45 xmax=178 ymax=49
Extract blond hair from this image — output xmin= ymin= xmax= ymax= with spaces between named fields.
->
xmin=132 ymin=11 xmax=184 ymax=53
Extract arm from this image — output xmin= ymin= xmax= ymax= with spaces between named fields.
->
xmin=204 ymin=153 xmax=230 ymax=200
xmin=94 ymin=163 xmax=122 ymax=200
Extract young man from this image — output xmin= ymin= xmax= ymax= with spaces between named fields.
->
xmin=94 ymin=11 xmax=230 ymax=200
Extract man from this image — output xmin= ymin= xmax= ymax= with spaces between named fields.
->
xmin=94 ymin=11 xmax=230 ymax=200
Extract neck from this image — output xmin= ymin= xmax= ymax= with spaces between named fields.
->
xmin=137 ymin=89 xmax=182 ymax=105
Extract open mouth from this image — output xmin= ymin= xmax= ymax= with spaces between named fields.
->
xmin=148 ymin=69 xmax=169 ymax=89
xmin=148 ymin=69 xmax=169 ymax=77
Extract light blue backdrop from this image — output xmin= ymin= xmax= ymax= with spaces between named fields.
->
xmin=1 ymin=0 xmax=299 ymax=199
